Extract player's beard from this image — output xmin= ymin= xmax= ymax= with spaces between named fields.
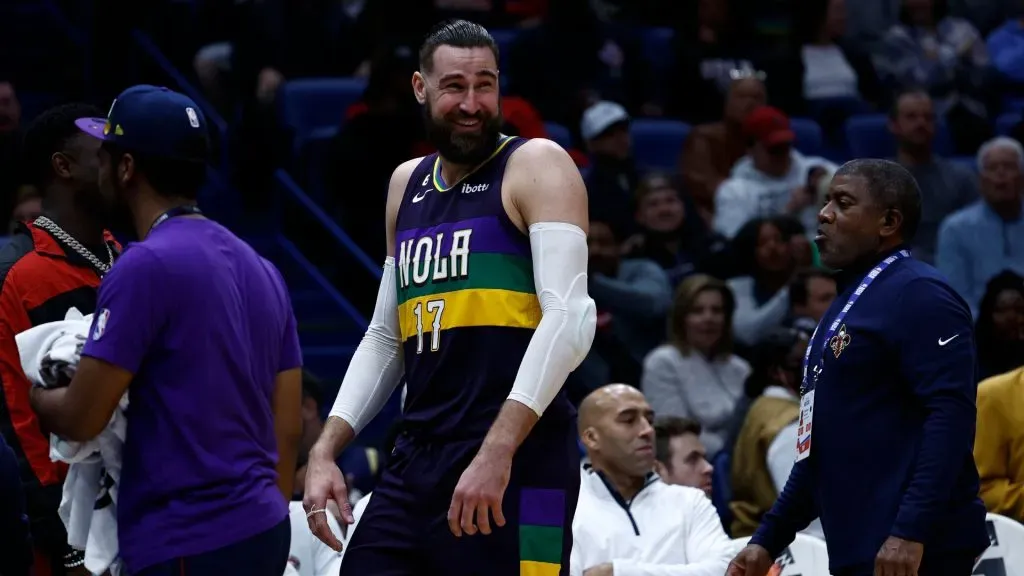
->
xmin=423 ymin=100 xmax=502 ymax=166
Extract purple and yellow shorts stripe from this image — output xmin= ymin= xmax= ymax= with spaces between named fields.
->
xmin=519 ymin=488 xmax=566 ymax=576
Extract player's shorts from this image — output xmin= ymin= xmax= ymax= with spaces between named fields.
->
xmin=340 ymin=419 xmax=580 ymax=576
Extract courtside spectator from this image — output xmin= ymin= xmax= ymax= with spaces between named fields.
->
xmin=572 ymin=385 xmax=733 ymax=576
xmin=653 ymin=416 xmax=714 ymax=497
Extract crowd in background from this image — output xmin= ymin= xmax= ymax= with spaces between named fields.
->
xmin=186 ymin=0 xmax=1022 ymax=536
xmin=0 ymin=0 xmax=1023 ymax=573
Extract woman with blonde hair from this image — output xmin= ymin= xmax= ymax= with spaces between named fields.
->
xmin=641 ymin=274 xmax=751 ymax=456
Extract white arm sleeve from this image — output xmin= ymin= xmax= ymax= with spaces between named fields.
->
xmin=507 ymin=222 xmax=597 ymax=416
xmin=328 ymin=257 xmax=404 ymax=433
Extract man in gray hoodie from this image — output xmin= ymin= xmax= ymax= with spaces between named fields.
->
xmin=713 ymin=106 xmax=837 ymax=238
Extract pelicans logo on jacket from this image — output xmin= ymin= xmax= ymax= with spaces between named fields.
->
xmin=830 ymin=324 xmax=852 ymax=358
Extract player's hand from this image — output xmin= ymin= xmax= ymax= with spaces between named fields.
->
xmin=874 ymin=536 xmax=923 ymax=576
xmin=726 ymin=544 xmax=774 ymax=576
xmin=303 ymin=452 xmax=352 ymax=552
xmin=448 ymin=450 xmax=511 ymax=537
xmin=583 ymin=562 xmax=614 ymax=576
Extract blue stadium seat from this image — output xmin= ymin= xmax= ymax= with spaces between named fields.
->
xmin=996 ymin=112 xmax=1020 ymax=137
xmin=790 ymin=117 xmax=824 ymax=156
xmin=950 ymin=155 xmax=978 ymax=173
xmin=544 ymin=122 xmax=573 ymax=150
xmin=711 ymin=451 xmax=733 ymax=534
xmin=489 ymin=28 xmax=519 ymax=73
xmin=642 ymin=27 xmax=675 ymax=75
xmin=277 ymin=78 xmax=367 ymax=153
xmin=16 ymin=91 xmax=62 ymax=125
xmin=630 ymin=119 xmax=691 ymax=172
xmin=844 ymin=114 xmax=954 ymax=158
xmin=298 ymin=126 xmax=340 ymax=203
xmin=1002 ymin=97 xmax=1024 ymax=116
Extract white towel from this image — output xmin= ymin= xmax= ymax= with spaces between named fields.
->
xmin=15 ymin=307 xmax=127 ymax=576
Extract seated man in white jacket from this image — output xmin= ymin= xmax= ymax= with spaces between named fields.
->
xmin=571 ymin=384 xmax=734 ymax=576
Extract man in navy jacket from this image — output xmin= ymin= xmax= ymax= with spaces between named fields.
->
xmin=728 ymin=159 xmax=989 ymax=576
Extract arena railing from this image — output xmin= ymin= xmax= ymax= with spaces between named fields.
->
xmin=128 ymin=28 xmax=378 ymax=327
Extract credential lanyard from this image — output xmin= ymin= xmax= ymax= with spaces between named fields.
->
xmin=800 ymin=249 xmax=910 ymax=394
xmin=150 ymin=205 xmax=203 ymax=233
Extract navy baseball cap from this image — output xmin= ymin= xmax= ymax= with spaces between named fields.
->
xmin=75 ymin=85 xmax=210 ymax=162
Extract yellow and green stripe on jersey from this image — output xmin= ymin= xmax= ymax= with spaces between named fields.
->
xmin=395 ymin=215 xmax=540 ymax=350
xmin=519 ymin=487 xmax=568 ymax=576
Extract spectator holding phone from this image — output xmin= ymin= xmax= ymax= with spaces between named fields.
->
xmin=713 ymin=106 xmax=837 ymax=238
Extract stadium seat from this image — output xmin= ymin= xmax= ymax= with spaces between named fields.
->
xmin=996 ymin=112 xmax=1021 ymax=137
xmin=630 ymin=119 xmax=691 ymax=172
xmin=790 ymin=118 xmax=824 ymax=156
xmin=298 ymin=126 xmax=339 ymax=203
xmin=731 ymin=534 xmax=830 ymax=575
xmin=277 ymin=78 xmax=367 ymax=153
xmin=489 ymin=28 xmax=519 ymax=73
xmin=975 ymin=513 xmax=1024 ymax=576
xmin=544 ymin=122 xmax=573 ymax=150
xmin=1002 ymin=97 xmax=1024 ymax=116
xmin=844 ymin=114 xmax=954 ymax=158
xmin=15 ymin=91 xmax=61 ymax=125
xmin=641 ymin=27 xmax=675 ymax=75
xmin=949 ymin=155 xmax=978 ymax=173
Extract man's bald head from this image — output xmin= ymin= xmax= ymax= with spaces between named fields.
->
xmin=578 ymin=384 xmax=646 ymax=433
xmin=578 ymin=384 xmax=655 ymax=478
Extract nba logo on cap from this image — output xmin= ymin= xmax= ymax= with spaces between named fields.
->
xmin=93 ymin=308 xmax=110 ymax=341
xmin=186 ymin=107 xmax=200 ymax=128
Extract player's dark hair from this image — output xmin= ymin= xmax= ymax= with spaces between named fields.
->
xmin=102 ymin=142 xmax=207 ymax=201
xmin=789 ymin=267 xmax=834 ymax=306
xmin=834 ymin=158 xmax=922 ymax=242
xmin=21 ymin=102 xmax=104 ymax=193
xmin=653 ymin=416 xmax=702 ymax=469
xmin=419 ymin=19 xmax=498 ymax=74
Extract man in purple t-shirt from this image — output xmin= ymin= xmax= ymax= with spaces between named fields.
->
xmin=30 ymin=85 xmax=303 ymax=576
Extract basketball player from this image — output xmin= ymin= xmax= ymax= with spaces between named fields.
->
xmin=304 ymin=19 xmax=596 ymax=576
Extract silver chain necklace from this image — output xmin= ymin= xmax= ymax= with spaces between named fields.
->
xmin=33 ymin=216 xmax=115 ymax=276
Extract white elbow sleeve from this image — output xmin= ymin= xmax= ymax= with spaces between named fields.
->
xmin=328 ymin=257 xmax=405 ymax=434
xmin=507 ymin=222 xmax=597 ymax=416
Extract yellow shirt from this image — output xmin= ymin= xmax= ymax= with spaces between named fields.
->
xmin=974 ymin=366 xmax=1024 ymax=522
